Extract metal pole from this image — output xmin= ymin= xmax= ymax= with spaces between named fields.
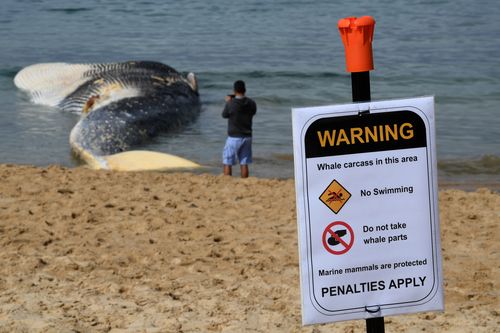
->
xmin=351 ymin=69 xmax=386 ymax=333
xmin=351 ymin=72 xmax=371 ymax=102
xmin=366 ymin=316 xmax=385 ymax=333
xmin=350 ymin=70 xmax=385 ymax=333
xmin=339 ymin=16 xmax=384 ymax=333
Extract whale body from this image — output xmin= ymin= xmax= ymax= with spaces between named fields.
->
xmin=14 ymin=61 xmax=201 ymax=170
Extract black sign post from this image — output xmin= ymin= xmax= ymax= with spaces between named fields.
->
xmin=351 ymin=60 xmax=386 ymax=333
xmin=338 ymin=16 xmax=385 ymax=333
xmin=351 ymin=71 xmax=371 ymax=103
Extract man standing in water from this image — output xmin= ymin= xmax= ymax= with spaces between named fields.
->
xmin=222 ymin=80 xmax=257 ymax=178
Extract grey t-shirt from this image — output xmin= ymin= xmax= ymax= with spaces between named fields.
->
xmin=222 ymin=96 xmax=257 ymax=137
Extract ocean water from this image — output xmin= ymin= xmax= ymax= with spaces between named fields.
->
xmin=0 ymin=0 xmax=499 ymax=184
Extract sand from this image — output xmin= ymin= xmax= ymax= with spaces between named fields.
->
xmin=0 ymin=164 xmax=498 ymax=332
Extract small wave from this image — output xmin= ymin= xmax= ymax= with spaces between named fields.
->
xmin=0 ymin=67 xmax=22 ymax=79
xmin=438 ymin=155 xmax=500 ymax=175
xmin=198 ymin=70 xmax=344 ymax=81
xmin=272 ymin=153 xmax=294 ymax=161
xmin=245 ymin=70 xmax=344 ymax=80
xmin=44 ymin=7 xmax=93 ymax=14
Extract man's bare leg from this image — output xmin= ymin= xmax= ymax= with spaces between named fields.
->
xmin=224 ymin=165 xmax=232 ymax=176
xmin=240 ymin=165 xmax=249 ymax=178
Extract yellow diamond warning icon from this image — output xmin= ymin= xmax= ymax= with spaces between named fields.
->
xmin=319 ymin=179 xmax=351 ymax=214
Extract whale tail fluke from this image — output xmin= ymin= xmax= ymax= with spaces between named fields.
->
xmin=83 ymin=150 xmax=201 ymax=172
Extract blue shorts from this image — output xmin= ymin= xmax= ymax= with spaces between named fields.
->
xmin=223 ymin=136 xmax=253 ymax=165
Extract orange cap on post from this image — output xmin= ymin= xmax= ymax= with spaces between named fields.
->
xmin=338 ymin=16 xmax=375 ymax=73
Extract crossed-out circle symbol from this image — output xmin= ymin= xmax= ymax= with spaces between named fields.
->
xmin=322 ymin=221 xmax=354 ymax=255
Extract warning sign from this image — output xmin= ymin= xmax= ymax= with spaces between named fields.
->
xmin=292 ymin=97 xmax=444 ymax=325
xmin=319 ymin=179 xmax=351 ymax=214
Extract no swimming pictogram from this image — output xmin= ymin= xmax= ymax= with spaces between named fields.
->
xmin=319 ymin=179 xmax=351 ymax=214
xmin=322 ymin=221 xmax=354 ymax=255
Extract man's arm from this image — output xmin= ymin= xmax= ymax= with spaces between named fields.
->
xmin=222 ymin=96 xmax=233 ymax=118
xmin=222 ymin=102 xmax=230 ymax=118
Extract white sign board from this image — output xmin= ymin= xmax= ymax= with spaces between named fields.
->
xmin=292 ymin=96 xmax=443 ymax=325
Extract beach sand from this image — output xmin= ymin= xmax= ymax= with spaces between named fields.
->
xmin=0 ymin=164 xmax=498 ymax=332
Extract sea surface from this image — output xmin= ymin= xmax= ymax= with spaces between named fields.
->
xmin=0 ymin=0 xmax=499 ymax=185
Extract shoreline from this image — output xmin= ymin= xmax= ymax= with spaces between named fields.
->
xmin=0 ymin=163 xmax=498 ymax=332
xmin=2 ymin=161 xmax=499 ymax=192
xmin=437 ymin=180 xmax=500 ymax=192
